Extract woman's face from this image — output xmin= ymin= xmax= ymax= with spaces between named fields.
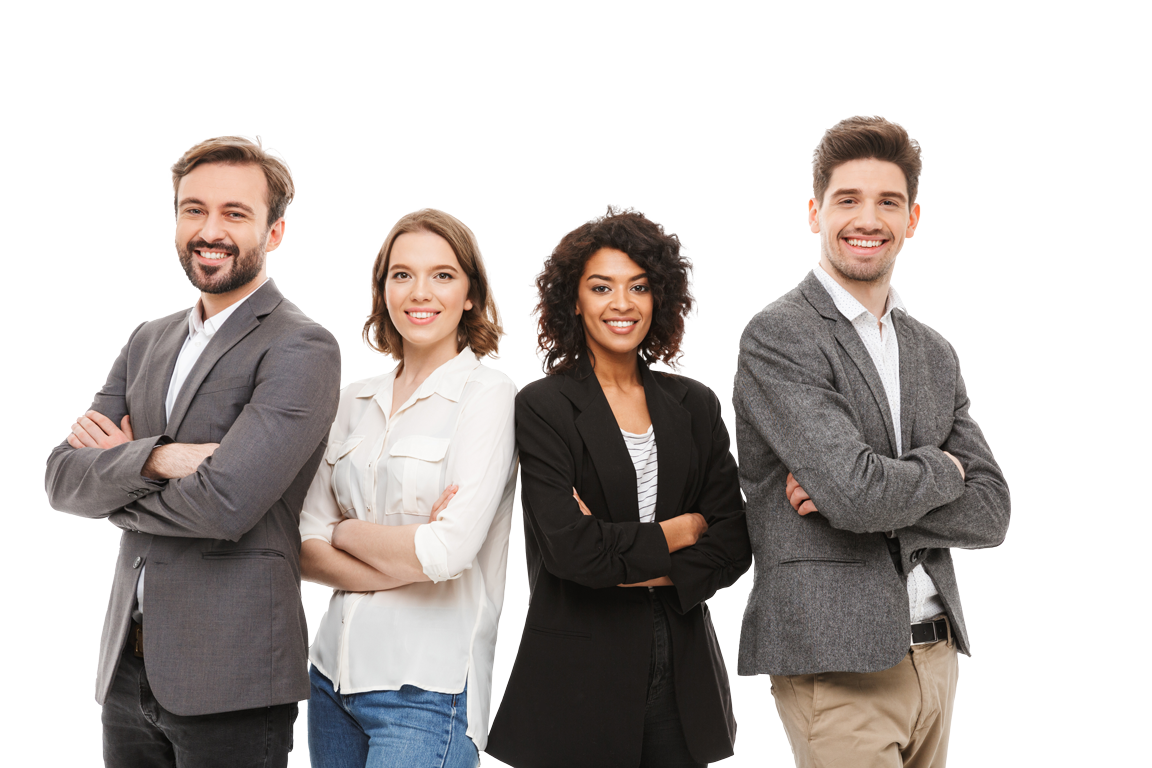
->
xmin=385 ymin=230 xmax=473 ymax=357
xmin=575 ymin=247 xmax=653 ymax=362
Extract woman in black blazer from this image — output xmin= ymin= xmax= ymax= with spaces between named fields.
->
xmin=486 ymin=209 xmax=752 ymax=768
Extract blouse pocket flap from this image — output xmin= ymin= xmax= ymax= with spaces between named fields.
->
xmin=389 ymin=435 xmax=451 ymax=463
xmin=325 ymin=435 xmax=365 ymax=464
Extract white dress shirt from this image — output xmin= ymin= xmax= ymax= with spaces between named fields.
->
xmin=300 ymin=348 xmax=518 ymax=750
xmin=135 ymin=280 xmax=267 ymax=619
xmin=812 ymin=265 xmax=946 ymax=624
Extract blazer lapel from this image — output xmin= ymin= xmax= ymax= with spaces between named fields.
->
xmin=164 ymin=281 xmax=282 ymax=437
xmin=893 ymin=310 xmax=918 ymax=453
xmin=642 ymin=365 xmax=691 ymax=524
xmin=801 ymin=272 xmax=899 ymax=458
xmin=562 ymin=361 xmax=641 ymax=524
xmin=141 ymin=313 xmax=191 ymax=436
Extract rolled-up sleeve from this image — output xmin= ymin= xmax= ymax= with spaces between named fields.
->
xmin=413 ymin=378 xmax=517 ymax=583
xmin=300 ymin=391 xmax=354 ymax=544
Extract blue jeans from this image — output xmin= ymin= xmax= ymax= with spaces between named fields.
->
xmin=308 ymin=666 xmax=478 ymax=768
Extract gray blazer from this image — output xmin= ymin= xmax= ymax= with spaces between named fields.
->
xmin=45 ymin=280 xmax=340 ymax=716
xmin=734 ymin=271 xmax=1009 ymax=676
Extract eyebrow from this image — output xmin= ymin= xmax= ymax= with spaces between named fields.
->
xmin=586 ymin=272 xmax=648 ymax=282
xmin=389 ymin=263 xmax=461 ymax=272
xmin=831 ymin=187 xmax=907 ymax=203
xmin=177 ymin=197 xmax=257 ymax=214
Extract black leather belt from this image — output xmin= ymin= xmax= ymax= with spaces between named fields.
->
xmin=910 ymin=617 xmax=949 ymax=646
xmin=129 ymin=622 xmax=144 ymax=658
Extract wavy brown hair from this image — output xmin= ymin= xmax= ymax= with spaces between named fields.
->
xmin=364 ymin=209 xmax=502 ymax=361
xmin=171 ymin=136 xmax=294 ymax=228
xmin=536 ymin=208 xmax=693 ymax=374
xmin=813 ymin=116 xmax=922 ymax=205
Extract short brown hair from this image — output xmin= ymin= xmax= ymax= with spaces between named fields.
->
xmin=536 ymin=207 xmax=693 ymax=374
xmin=171 ymin=136 xmax=295 ymax=227
xmin=813 ymin=116 xmax=922 ymax=205
xmin=363 ymin=209 xmax=503 ymax=360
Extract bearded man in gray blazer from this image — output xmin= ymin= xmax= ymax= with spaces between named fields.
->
xmin=45 ymin=137 xmax=340 ymax=767
xmin=735 ymin=117 xmax=1010 ymax=768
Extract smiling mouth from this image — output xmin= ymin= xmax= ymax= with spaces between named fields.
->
xmin=843 ymin=237 xmax=886 ymax=249
xmin=605 ymin=319 xmax=637 ymax=329
xmin=406 ymin=310 xmax=440 ymax=323
xmin=197 ymin=249 xmax=232 ymax=260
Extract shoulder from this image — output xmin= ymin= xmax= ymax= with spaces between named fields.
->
xmin=741 ymin=286 xmax=822 ymax=344
xmin=463 ymin=361 xmax=518 ymax=405
xmin=894 ymin=309 xmax=961 ymax=367
xmin=266 ymin=298 xmax=339 ymax=349
xmin=653 ymin=371 xmax=721 ymax=416
xmin=516 ymin=372 xmax=566 ymax=406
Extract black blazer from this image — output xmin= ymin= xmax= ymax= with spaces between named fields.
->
xmin=487 ymin=359 xmax=752 ymax=768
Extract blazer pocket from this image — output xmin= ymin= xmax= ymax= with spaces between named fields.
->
xmin=196 ymin=375 xmax=254 ymax=396
xmin=202 ymin=548 xmax=286 ymax=560
xmin=777 ymin=557 xmax=864 ymax=567
xmin=526 ymin=625 xmax=592 ymax=641
xmin=388 ymin=436 xmax=451 ymax=515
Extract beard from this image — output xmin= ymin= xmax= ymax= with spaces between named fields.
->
xmin=177 ymin=237 xmax=266 ymax=294
xmin=821 ymin=230 xmax=898 ymax=283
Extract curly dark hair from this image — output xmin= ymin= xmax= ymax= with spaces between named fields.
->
xmin=536 ymin=207 xmax=693 ymax=374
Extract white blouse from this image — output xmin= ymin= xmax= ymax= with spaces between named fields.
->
xmin=299 ymin=348 xmax=518 ymax=750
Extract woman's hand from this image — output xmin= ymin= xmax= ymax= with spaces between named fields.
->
xmin=573 ymin=488 xmax=592 ymax=516
xmin=429 ymin=484 xmax=459 ymax=523
xmin=659 ymin=512 xmax=708 ymax=553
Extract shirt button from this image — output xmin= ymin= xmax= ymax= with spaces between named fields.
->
xmin=132 ymin=557 xmax=143 ymax=569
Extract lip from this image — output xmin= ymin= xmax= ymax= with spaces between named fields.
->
xmin=195 ymin=249 xmax=234 ymax=266
xmin=840 ymin=236 xmax=889 ymax=256
xmin=603 ymin=318 xmax=640 ymax=335
xmin=404 ymin=309 xmax=440 ymax=326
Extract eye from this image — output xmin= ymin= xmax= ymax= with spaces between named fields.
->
xmin=630 ymin=284 xmax=650 ymax=293
xmin=184 ymin=207 xmax=204 ymax=216
xmin=590 ymin=284 xmax=611 ymax=293
xmin=390 ymin=271 xmax=410 ymax=280
xmin=435 ymin=272 xmax=455 ymax=280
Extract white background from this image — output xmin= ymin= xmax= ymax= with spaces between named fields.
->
xmin=3 ymin=1 xmax=1147 ymax=764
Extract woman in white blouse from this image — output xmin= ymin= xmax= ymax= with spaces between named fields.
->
xmin=299 ymin=209 xmax=517 ymax=768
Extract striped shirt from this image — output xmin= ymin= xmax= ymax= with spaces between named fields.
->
xmin=621 ymin=426 xmax=658 ymax=523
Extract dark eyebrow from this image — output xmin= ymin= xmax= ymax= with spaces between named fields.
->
xmin=176 ymin=197 xmax=257 ymax=214
xmin=388 ymin=263 xmax=461 ymax=273
xmin=830 ymin=187 xmax=907 ymax=203
xmin=586 ymin=272 xmax=648 ymax=282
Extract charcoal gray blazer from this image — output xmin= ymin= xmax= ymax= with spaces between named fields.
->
xmin=45 ymin=280 xmax=340 ymax=716
xmin=734 ymin=271 xmax=1010 ymax=676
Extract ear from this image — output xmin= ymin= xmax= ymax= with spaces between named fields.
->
xmin=265 ymin=219 xmax=286 ymax=252
xmin=464 ymin=298 xmax=473 ymax=312
xmin=808 ymin=199 xmax=820 ymax=234
xmin=905 ymin=203 xmax=921 ymax=238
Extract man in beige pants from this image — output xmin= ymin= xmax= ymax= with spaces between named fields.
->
xmin=733 ymin=116 xmax=1011 ymax=767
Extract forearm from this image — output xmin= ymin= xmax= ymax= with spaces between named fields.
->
xmin=332 ymin=520 xmax=431 ymax=583
xmin=45 ymin=436 xmax=167 ymax=518
xmin=620 ymin=576 xmax=673 ymax=587
xmin=301 ymin=538 xmax=413 ymax=592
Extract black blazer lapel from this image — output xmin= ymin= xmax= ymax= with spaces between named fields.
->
xmin=800 ymin=272 xmax=899 ymax=458
xmin=141 ymin=313 xmax=191 ymax=436
xmin=642 ymin=365 xmax=691 ymax=524
xmin=562 ymin=360 xmax=640 ymax=524
xmin=165 ymin=281 xmax=283 ymax=437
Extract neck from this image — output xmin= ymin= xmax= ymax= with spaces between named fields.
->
xmin=397 ymin=336 xmax=461 ymax=388
xmin=589 ymin=347 xmax=643 ymax=392
xmin=200 ymin=273 xmax=267 ymax=321
xmin=818 ymin=257 xmax=891 ymax=320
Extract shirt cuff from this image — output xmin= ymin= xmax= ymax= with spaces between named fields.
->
xmin=413 ymin=523 xmax=459 ymax=583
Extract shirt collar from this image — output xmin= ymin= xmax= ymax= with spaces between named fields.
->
xmin=188 ymin=278 xmax=269 ymax=339
xmin=813 ymin=264 xmax=906 ymax=324
xmin=357 ymin=347 xmax=482 ymax=411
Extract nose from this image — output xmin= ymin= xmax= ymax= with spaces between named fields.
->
xmin=609 ymin=287 xmax=631 ymax=310
xmin=855 ymin=202 xmax=881 ymax=232
xmin=411 ymin=275 xmax=433 ymax=300
xmin=199 ymin=211 xmax=228 ymax=243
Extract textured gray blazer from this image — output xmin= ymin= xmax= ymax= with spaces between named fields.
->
xmin=734 ymin=271 xmax=1009 ymax=676
xmin=45 ymin=280 xmax=340 ymax=715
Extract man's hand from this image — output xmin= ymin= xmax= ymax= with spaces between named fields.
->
xmin=142 ymin=443 xmax=219 ymax=480
xmin=786 ymin=472 xmax=818 ymax=516
xmin=943 ymin=451 xmax=965 ymax=481
xmin=67 ymin=411 xmax=134 ymax=450
xmin=429 ymin=485 xmax=459 ymax=523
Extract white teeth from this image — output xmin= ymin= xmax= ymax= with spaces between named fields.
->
xmin=408 ymin=312 xmax=436 ymax=319
xmin=606 ymin=320 xmax=636 ymax=327
xmin=199 ymin=250 xmax=230 ymax=260
xmin=846 ymin=238 xmax=882 ymax=248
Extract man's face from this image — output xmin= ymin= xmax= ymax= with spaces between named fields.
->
xmin=809 ymin=158 xmax=920 ymax=283
xmin=175 ymin=162 xmax=284 ymax=295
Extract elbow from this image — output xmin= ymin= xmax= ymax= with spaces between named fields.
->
xmin=542 ymin=552 xmax=621 ymax=589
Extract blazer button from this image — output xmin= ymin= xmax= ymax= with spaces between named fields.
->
xmin=132 ymin=557 xmax=143 ymax=569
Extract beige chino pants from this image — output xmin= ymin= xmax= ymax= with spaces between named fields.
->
xmin=770 ymin=639 xmax=959 ymax=768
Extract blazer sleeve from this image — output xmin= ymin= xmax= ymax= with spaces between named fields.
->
xmin=44 ymin=323 xmax=171 ymax=518
xmin=664 ymin=387 xmax=752 ymax=614
xmin=892 ymin=352 xmax=1010 ymax=573
xmin=104 ymin=324 xmax=341 ymax=542
xmin=735 ymin=309 xmax=966 ymax=534
xmin=517 ymin=388 xmax=672 ymax=589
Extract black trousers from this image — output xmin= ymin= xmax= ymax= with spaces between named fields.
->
xmin=640 ymin=592 xmax=707 ymax=768
xmin=102 ymin=637 xmax=297 ymax=768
